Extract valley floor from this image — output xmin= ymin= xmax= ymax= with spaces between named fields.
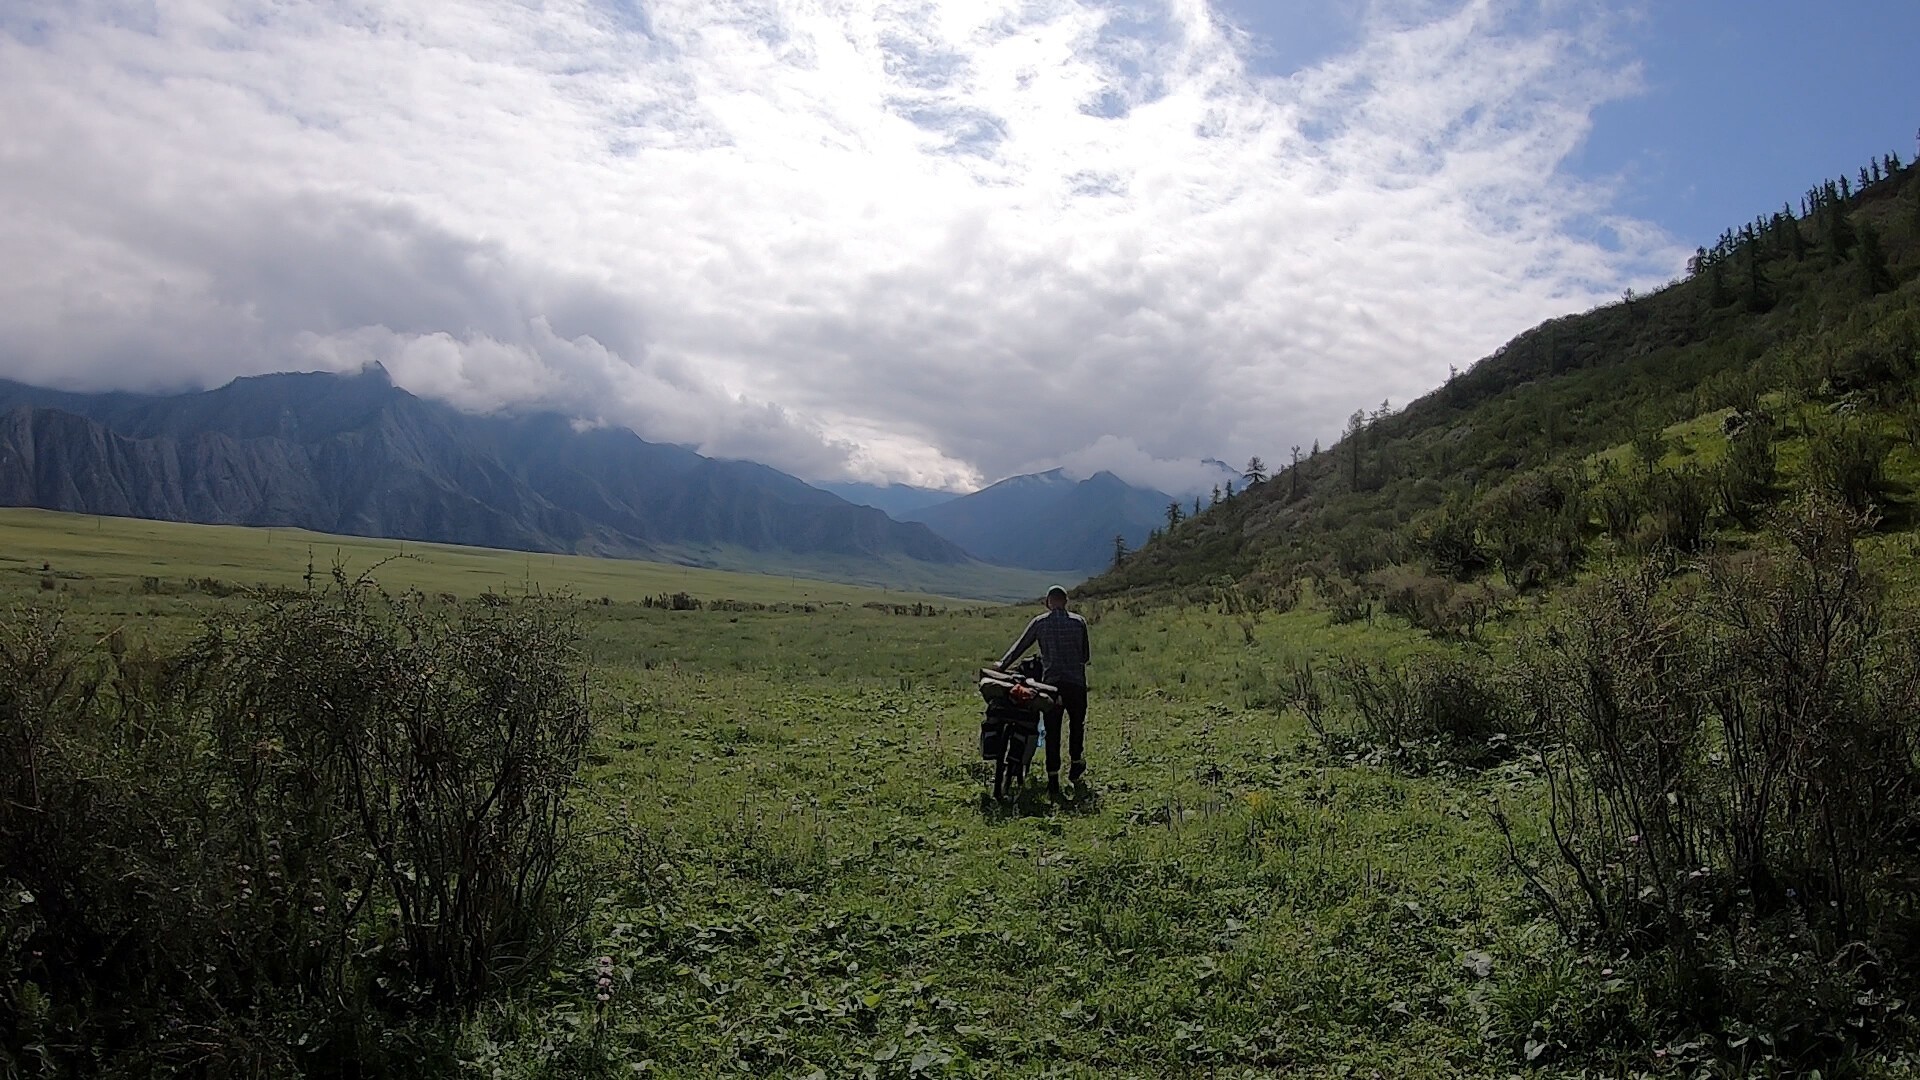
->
xmin=10 ymin=520 xmax=1915 ymax=1078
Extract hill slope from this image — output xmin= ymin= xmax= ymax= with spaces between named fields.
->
xmin=0 ymin=367 xmax=974 ymax=571
xmin=1087 ymin=151 xmax=1920 ymax=600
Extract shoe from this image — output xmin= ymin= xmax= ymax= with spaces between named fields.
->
xmin=1069 ymin=760 xmax=1086 ymax=784
xmin=1047 ymin=776 xmax=1063 ymax=799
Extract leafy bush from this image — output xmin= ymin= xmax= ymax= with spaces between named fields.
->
xmin=1589 ymin=460 xmax=1644 ymax=543
xmin=1364 ymin=565 xmax=1497 ymax=640
xmin=1713 ymin=415 xmax=1778 ymax=527
xmin=1405 ymin=496 xmax=1488 ymax=581
xmin=1805 ymin=416 xmax=1890 ymax=515
xmin=1501 ymin=495 xmax=1920 ymax=1059
xmin=1329 ymin=651 xmax=1518 ymax=767
xmin=1635 ymin=467 xmax=1713 ymax=556
xmin=0 ymin=578 xmax=593 ymax=1076
xmin=1476 ymin=466 xmax=1588 ymax=590
xmin=1311 ymin=568 xmax=1370 ymax=625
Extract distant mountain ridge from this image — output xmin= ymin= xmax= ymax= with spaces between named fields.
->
xmin=0 ymin=367 xmax=973 ymax=569
xmin=815 ymin=481 xmax=956 ymax=518
xmin=903 ymin=468 xmax=1173 ymax=572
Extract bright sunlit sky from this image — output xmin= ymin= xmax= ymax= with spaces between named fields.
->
xmin=2 ymin=1 xmax=1915 ymax=493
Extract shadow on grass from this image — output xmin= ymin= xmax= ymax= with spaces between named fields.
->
xmin=975 ymin=779 xmax=1104 ymax=821
xmin=1872 ymin=484 xmax=1916 ymax=530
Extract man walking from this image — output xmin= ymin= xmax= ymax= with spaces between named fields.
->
xmin=998 ymin=585 xmax=1090 ymax=797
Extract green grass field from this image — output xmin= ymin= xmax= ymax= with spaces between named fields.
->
xmin=0 ymin=508 xmax=1056 ymax=607
xmin=13 ymin=509 xmax=1915 ymax=1077
xmin=0 ymin=510 xmax=1599 ymax=1079
xmin=526 ymin=603 xmax=1555 ymax=1078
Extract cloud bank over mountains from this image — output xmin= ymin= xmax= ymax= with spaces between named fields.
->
xmin=0 ymin=0 xmax=1685 ymax=491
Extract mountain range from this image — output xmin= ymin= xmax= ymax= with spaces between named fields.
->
xmin=902 ymin=468 xmax=1174 ymax=573
xmin=0 ymin=366 xmax=976 ymax=573
xmin=0 ymin=365 xmax=1230 ymax=589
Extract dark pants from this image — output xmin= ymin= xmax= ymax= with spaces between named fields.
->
xmin=1044 ymin=683 xmax=1087 ymax=775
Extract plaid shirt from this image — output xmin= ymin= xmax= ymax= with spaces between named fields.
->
xmin=1000 ymin=608 xmax=1090 ymax=687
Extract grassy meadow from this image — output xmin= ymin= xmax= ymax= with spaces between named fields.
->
xmin=0 ymin=508 xmax=1060 ymax=607
xmin=2 ymin=509 xmax=1721 ymax=1079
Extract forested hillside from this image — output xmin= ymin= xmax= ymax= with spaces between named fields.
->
xmin=1088 ymin=149 xmax=1920 ymax=608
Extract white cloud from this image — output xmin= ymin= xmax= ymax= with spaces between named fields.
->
xmin=0 ymin=0 xmax=1684 ymax=491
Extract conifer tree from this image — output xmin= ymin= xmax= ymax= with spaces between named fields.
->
xmin=1111 ymin=534 xmax=1128 ymax=569
xmin=1630 ymin=417 xmax=1666 ymax=481
xmin=1859 ymin=222 xmax=1895 ymax=295
xmin=1165 ymin=502 xmax=1183 ymax=528
xmin=1827 ymin=204 xmax=1856 ymax=264
xmin=1744 ymin=241 xmax=1773 ymax=313
xmin=1344 ymin=409 xmax=1367 ymax=489
xmin=1242 ymin=457 xmax=1267 ymax=485
xmin=1289 ymin=446 xmax=1302 ymax=499
xmin=1707 ymin=259 xmax=1731 ymax=308
xmin=1210 ymin=485 xmax=1220 ymax=507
